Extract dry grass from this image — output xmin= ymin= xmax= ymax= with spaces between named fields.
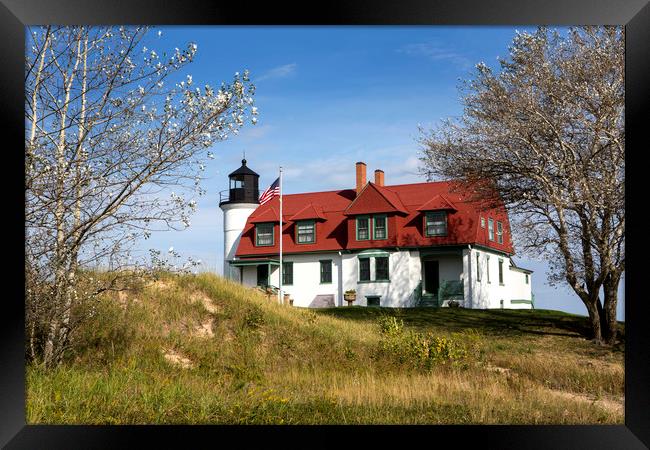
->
xmin=26 ymin=272 xmax=624 ymax=425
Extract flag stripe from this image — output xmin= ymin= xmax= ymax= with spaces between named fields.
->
xmin=259 ymin=188 xmax=279 ymax=205
xmin=259 ymin=177 xmax=280 ymax=205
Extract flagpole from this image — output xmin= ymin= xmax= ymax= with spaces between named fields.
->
xmin=278 ymin=166 xmax=283 ymax=304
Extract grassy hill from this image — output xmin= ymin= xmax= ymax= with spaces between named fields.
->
xmin=26 ymin=272 xmax=624 ymax=424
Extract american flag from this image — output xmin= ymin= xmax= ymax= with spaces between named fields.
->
xmin=259 ymin=177 xmax=280 ymax=205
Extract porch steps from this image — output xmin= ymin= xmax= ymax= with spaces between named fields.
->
xmin=419 ymin=294 xmax=438 ymax=308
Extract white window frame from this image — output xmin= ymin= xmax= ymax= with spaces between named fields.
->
xmin=498 ymin=258 xmax=504 ymax=285
xmin=486 ymin=255 xmax=491 ymax=283
xmin=296 ymin=220 xmax=316 ymax=244
xmin=255 ymin=222 xmax=274 ymax=246
xmin=425 ymin=211 xmax=447 ymax=237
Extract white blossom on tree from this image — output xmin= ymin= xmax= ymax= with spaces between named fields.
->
xmin=25 ymin=26 xmax=257 ymax=367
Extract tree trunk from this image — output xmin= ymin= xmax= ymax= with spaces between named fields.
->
xmin=44 ymin=31 xmax=84 ymax=369
xmin=602 ymin=274 xmax=621 ymax=344
xmin=42 ymin=300 xmax=61 ymax=367
xmin=596 ymin=298 xmax=607 ymax=337
xmin=585 ymin=300 xmax=603 ymax=344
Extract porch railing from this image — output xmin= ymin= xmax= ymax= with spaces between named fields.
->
xmin=416 ymin=279 xmax=464 ymax=307
xmin=438 ymin=280 xmax=464 ymax=304
xmin=410 ymin=280 xmax=423 ymax=307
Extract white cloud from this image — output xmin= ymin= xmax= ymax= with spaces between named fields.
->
xmin=253 ymin=148 xmax=426 ymax=194
xmin=398 ymin=42 xmax=472 ymax=69
xmin=255 ymin=63 xmax=297 ymax=82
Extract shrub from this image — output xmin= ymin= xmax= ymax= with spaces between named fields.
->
xmin=452 ymin=328 xmax=484 ymax=360
xmin=375 ymin=316 xmax=476 ymax=370
xmin=243 ymin=305 xmax=265 ymax=329
xmin=400 ymin=332 xmax=468 ymax=369
xmin=377 ymin=315 xmax=404 ymax=337
xmin=68 ymin=294 xmax=138 ymax=365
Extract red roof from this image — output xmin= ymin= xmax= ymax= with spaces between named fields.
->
xmin=417 ymin=194 xmax=458 ymax=212
xmin=249 ymin=207 xmax=283 ymax=223
xmin=235 ymin=180 xmax=515 ymax=257
xmin=288 ymin=203 xmax=326 ymax=221
xmin=345 ymin=182 xmax=408 ymax=215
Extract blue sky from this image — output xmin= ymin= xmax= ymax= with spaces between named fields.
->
xmin=135 ymin=26 xmax=624 ymax=320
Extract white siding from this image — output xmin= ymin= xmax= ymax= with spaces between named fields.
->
xmin=280 ymin=253 xmax=342 ymax=307
xmin=220 ymin=202 xmax=258 ymax=279
xmin=341 ymin=250 xmax=422 ymax=307
xmin=242 ymin=265 xmax=258 ymax=287
xmin=468 ymin=247 xmax=533 ymax=309
xmin=507 ymin=268 xmax=534 ymax=309
xmin=240 ymin=253 xmax=343 ymax=307
xmin=236 ymin=246 xmax=532 ymax=310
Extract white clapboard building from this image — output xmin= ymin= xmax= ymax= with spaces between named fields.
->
xmin=219 ymin=159 xmax=533 ymax=309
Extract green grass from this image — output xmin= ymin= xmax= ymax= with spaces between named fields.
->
xmin=26 ymin=272 xmax=624 ymax=424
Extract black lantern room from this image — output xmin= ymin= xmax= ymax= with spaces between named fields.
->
xmin=219 ymin=158 xmax=259 ymax=206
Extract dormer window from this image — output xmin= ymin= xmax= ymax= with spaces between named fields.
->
xmin=425 ymin=211 xmax=447 ymax=236
xmin=373 ymin=215 xmax=387 ymax=240
xmin=355 ymin=215 xmax=387 ymax=241
xmin=296 ymin=220 xmax=316 ymax=244
xmin=255 ymin=222 xmax=274 ymax=246
xmin=356 ymin=216 xmax=370 ymax=240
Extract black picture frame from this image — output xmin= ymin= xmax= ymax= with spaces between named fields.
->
xmin=2 ymin=1 xmax=648 ymax=448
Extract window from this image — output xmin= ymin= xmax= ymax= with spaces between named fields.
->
xmin=481 ymin=217 xmax=485 ymax=228
xmin=486 ymin=255 xmax=491 ymax=283
xmin=366 ymin=296 xmax=380 ymax=307
xmin=358 ymin=254 xmax=390 ymax=282
xmin=525 ymin=273 xmax=529 ymax=284
xmin=358 ymin=215 xmax=388 ymax=240
xmin=373 ymin=215 xmax=387 ymax=240
xmin=282 ymin=262 xmax=293 ymax=285
xmin=375 ymin=257 xmax=389 ymax=281
xmin=359 ymin=258 xmax=371 ymax=281
xmin=320 ymin=260 xmax=332 ymax=284
xmin=296 ymin=220 xmax=315 ymax=244
xmin=476 ymin=253 xmax=481 ymax=281
xmin=498 ymin=259 xmax=504 ymax=285
xmin=496 ymin=221 xmax=503 ymax=244
xmin=488 ymin=218 xmax=494 ymax=241
xmin=356 ymin=216 xmax=370 ymax=240
xmin=255 ymin=223 xmax=274 ymax=246
xmin=425 ymin=211 xmax=447 ymax=236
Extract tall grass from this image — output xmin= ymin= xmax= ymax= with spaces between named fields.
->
xmin=27 ymin=272 xmax=624 ymax=424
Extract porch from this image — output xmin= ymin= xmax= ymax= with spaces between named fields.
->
xmin=229 ymin=258 xmax=280 ymax=289
xmin=414 ymin=247 xmax=466 ymax=307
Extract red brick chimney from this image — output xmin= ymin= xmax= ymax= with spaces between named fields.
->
xmin=374 ymin=169 xmax=384 ymax=187
xmin=356 ymin=162 xmax=367 ymax=195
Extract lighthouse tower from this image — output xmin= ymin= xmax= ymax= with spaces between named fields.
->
xmin=219 ymin=158 xmax=260 ymax=280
